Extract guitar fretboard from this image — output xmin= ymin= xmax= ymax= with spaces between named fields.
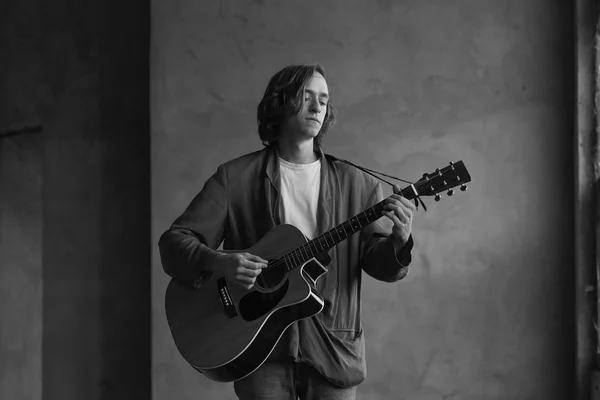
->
xmin=281 ymin=185 xmax=416 ymax=271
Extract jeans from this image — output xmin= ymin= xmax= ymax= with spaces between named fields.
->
xmin=233 ymin=361 xmax=357 ymax=400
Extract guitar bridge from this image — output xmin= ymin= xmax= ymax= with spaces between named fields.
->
xmin=217 ymin=278 xmax=237 ymax=318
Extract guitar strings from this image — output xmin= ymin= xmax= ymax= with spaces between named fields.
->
xmin=261 ymin=182 xmax=424 ymax=275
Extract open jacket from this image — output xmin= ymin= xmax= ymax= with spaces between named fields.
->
xmin=158 ymin=145 xmax=413 ymax=387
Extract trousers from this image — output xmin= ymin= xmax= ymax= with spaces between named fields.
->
xmin=233 ymin=361 xmax=357 ymax=400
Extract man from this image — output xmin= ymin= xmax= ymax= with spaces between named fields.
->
xmin=159 ymin=64 xmax=416 ymax=400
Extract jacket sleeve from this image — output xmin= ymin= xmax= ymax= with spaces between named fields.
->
xmin=360 ymin=181 xmax=413 ymax=282
xmin=158 ymin=164 xmax=228 ymax=286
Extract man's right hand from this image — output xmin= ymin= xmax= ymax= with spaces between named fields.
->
xmin=216 ymin=252 xmax=269 ymax=290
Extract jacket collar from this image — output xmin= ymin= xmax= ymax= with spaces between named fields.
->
xmin=265 ymin=144 xmax=330 ymax=188
xmin=265 ymin=144 xmax=280 ymax=185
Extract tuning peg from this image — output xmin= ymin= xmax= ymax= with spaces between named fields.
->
xmin=447 ymin=189 xmax=454 ymax=196
xmin=434 ymin=194 xmax=441 ymax=201
xmin=460 ymin=184 xmax=468 ymax=191
xmin=449 ymin=161 xmax=455 ymax=170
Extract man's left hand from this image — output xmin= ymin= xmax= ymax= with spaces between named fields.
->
xmin=382 ymin=184 xmax=416 ymax=248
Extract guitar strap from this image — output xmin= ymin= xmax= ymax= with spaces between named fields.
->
xmin=324 ymin=153 xmax=427 ymax=212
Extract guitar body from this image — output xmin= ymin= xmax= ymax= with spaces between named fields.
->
xmin=164 ymin=224 xmax=328 ymax=382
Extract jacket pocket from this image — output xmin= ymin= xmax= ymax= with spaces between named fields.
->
xmin=321 ymin=326 xmax=367 ymax=386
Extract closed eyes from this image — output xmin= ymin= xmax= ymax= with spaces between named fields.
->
xmin=304 ymin=89 xmax=329 ymax=107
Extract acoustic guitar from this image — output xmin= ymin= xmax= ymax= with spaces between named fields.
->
xmin=165 ymin=161 xmax=471 ymax=382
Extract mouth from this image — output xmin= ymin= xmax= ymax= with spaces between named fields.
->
xmin=306 ymin=118 xmax=320 ymax=124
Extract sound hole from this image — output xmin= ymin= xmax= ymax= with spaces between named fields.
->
xmin=238 ymin=280 xmax=289 ymax=321
xmin=255 ymin=261 xmax=288 ymax=291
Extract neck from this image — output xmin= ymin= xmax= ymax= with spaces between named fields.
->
xmin=277 ymin=137 xmax=318 ymax=164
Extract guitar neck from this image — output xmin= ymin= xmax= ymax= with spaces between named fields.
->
xmin=282 ymin=184 xmax=417 ymax=271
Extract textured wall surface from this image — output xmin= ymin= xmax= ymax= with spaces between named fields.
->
xmin=0 ymin=0 xmax=150 ymax=399
xmin=0 ymin=135 xmax=42 ymax=400
xmin=152 ymin=1 xmax=575 ymax=399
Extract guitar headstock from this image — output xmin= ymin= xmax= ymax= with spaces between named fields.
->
xmin=415 ymin=161 xmax=472 ymax=201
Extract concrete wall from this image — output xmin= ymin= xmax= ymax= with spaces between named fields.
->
xmin=0 ymin=0 xmax=150 ymax=399
xmin=0 ymin=134 xmax=43 ymax=400
xmin=151 ymin=1 xmax=574 ymax=399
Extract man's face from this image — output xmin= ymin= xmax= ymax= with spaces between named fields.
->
xmin=281 ymin=72 xmax=329 ymax=141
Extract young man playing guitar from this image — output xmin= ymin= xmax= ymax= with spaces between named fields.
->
xmin=159 ymin=64 xmax=417 ymax=400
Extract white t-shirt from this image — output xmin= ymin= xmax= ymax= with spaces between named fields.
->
xmin=278 ymin=157 xmax=321 ymax=239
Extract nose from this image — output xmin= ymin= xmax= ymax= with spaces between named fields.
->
xmin=309 ymin=99 xmax=322 ymax=114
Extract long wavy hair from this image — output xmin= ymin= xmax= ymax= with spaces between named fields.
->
xmin=257 ymin=64 xmax=337 ymax=149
